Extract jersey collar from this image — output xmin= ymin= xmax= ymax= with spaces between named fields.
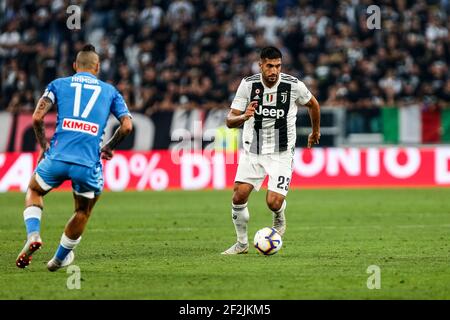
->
xmin=75 ymin=71 xmax=97 ymax=78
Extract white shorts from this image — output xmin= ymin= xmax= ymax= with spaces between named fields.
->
xmin=234 ymin=150 xmax=294 ymax=196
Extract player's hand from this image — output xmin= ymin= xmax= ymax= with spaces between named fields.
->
xmin=243 ymin=101 xmax=257 ymax=120
xmin=37 ymin=143 xmax=49 ymax=163
xmin=101 ymin=146 xmax=114 ymax=160
xmin=307 ymin=132 xmax=321 ymax=148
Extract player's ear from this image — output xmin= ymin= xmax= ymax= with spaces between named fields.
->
xmin=73 ymin=62 xmax=77 ymax=72
xmin=94 ymin=62 xmax=100 ymax=75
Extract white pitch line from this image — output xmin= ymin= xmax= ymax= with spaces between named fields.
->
xmin=88 ymin=227 xmax=196 ymax=232
xmin=295 ymin=224 xmax=450 ymax=230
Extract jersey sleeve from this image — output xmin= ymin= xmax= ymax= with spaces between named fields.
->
xmin=41 ymin=80 xmax=58 ymax=104
xmin=230 ymin=79 xmax=249 ymax=112
xmin=111 ymin=89 xmax=132 ymax=120
xmin=295 ymin=81 xmax=313 ymax=106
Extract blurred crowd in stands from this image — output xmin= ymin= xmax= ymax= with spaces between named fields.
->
xmin=0 ymin=0 xmax=450 ymax=133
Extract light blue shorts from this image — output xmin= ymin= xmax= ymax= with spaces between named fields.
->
xmin=35 ymin=158 xmax=103 ymax=199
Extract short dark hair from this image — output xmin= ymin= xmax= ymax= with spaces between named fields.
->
xmin=260 ymin=46 xmax=282 ymax=60
xmin=81 ymin=44 xmax=96 ymax=52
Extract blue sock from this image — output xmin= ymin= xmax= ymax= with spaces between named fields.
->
xmin=55 ymin=245 xmax=71 ymax=262
xmin=54 ymin=233 xmax=81 ymax=262
xmin=25 ymin=218 xmax=40 ymax=236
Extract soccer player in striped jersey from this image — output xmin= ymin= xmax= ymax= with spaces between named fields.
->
xmin=16 ymin=44 xmax=133 ymax=270
xmin=222 ymin=46 xmax=321 ymax=254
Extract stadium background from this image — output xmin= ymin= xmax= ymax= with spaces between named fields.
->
xmin=1 ymin=0 xmax=450 ymax=190
xmin=1 ymin=0 xmax=450 ymax=301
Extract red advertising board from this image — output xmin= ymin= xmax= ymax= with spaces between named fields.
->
xmin=1 ymin=148 xmax=450 ymax=192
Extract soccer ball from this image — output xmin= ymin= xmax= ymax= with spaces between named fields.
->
xmin=253 ymin=227 xmax=282 ymax=255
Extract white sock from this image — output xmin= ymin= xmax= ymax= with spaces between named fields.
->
xmin=232 ymin=202 xmax=249 ymax=245
xmin=54 ymin=233 xmax=82 ymax=262
xmin=23 ymin=206 xmax=42 ymax=238
xmin=60 ymin=233 xmax=81 ymax=250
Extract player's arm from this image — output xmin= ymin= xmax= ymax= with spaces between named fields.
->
xmin=226 ymin=101 xmax=257 ymax=128
xmin=304 ymin=95 xmax=321 ymax=148
xmin=100 ymin=116 xmax=133 ymax=160
xmin=226 ymin=79 xmax=255 ymax=128
xmin=32 ymin=97 xmax=54 ymax=162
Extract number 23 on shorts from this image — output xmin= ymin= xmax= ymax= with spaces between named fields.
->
xmin=277 ymin=176 xmax=290 ymax=191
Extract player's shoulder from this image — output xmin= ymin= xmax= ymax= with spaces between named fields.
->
xmin=280 ymin=72 xmax=299 ymax=84
xmin=98 ymin=79 xmax=117 ymax=92
xmin=48 ymin=76 xmax=71 ymax=86
xmin=243 ymin=73 xmax=261 ymax=83
xmin=88 ymin=78 xmax=118 ymax=96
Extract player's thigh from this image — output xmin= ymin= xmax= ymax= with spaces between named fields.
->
xmin=234 ymin=151 xmax=266 ymax=192
xmin=69 ymin=162 xmax=104 ymax=201
xmin=28 ymin=173 xmax=48 ymax=194
xmin=266 ymin=152 xmax=293 ymax=197
xmin=34 ymin=158 xmax=69 ymax=192
xmin=25 ymin=174 xmax=50 ymax=207
xmin=73 ymin=193 xmax=100 ymax=216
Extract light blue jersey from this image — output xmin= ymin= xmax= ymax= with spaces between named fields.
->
xmin=42 ymin=71 xmax=131 ymax=167
xmin=20 ymin=69 xmax=131 ymax=271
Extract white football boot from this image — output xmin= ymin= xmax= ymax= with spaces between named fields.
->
xmin=47 ymin=251 xmax=75 ymax=272
xmin=16 ymin=232 xmax=43 ymax=269
xmin=221 ymin=242 xmax=249 ymax=255
xmin=273 ymin=211 xmax=286 ymax=236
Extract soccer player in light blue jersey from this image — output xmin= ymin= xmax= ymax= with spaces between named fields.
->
xmin=16 ymin=44 xmax=133 ymax=271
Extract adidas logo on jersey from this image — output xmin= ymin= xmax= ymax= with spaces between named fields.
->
xmin=254 ymin=104 xmax=286 ymax=119
xmin=62 ymin=118 xmax=99 ymax=136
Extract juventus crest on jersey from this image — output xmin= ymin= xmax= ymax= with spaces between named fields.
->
xmin=231 ymin=73 xmax=312 ymax=154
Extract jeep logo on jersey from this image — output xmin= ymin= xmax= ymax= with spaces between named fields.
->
xmin=254 ymin=104 xmax=286 ymax=119
xmin=62 ymin=118 xmax=99 ymax=136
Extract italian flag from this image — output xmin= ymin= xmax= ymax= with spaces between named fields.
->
xmin=265 ymin=94 xmax=274 ymax=103
xmin=382 ymin=105 xmax=450 ymax=143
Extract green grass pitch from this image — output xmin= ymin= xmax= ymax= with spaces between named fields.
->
xmin=1 ymin=188 xmax=450 ymax=299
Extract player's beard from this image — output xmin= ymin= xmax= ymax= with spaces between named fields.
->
xmin=264 ymin=74 xmax=278 ymax=86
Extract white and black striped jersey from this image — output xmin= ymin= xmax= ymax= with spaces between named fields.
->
xmin=231 ymin=73 xmax=312 ymax=154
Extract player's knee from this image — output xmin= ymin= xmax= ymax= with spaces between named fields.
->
xmin=74 ymin=203 xmax=93 ymax=218
xmin=267 ymin=196 xmax=284 ymax=212
xmin=232 ymin=186 xmax=250 ymax=205
xmin=75 ymin=209 xmax=91 ymax=219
